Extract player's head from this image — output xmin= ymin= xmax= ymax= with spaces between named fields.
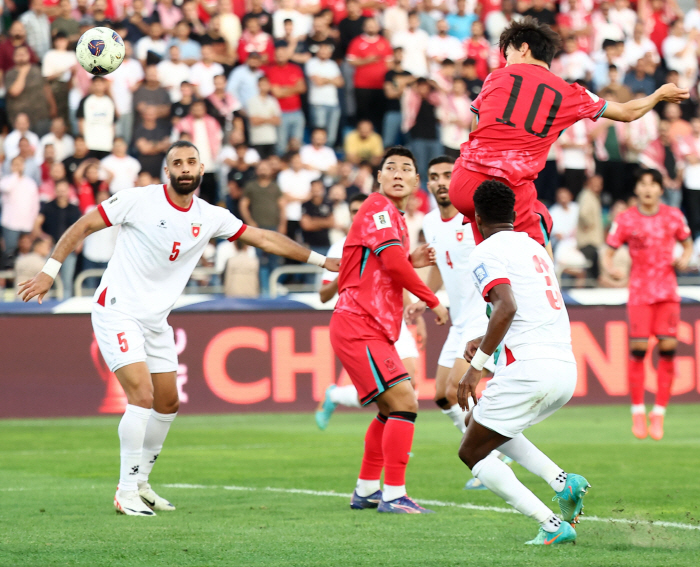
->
xmin=427 ymin=156 xmax=455 ymax=208
xmin=378 ymin=146 xmax=419 ymax=203
xmin=499 ymin=16 xmax=561 ymax=68
xmin=634 ymin=168 xmax=664 ymax=206
xmin=164 ymin=141 xmax=204 ymax=195
xmin=349 ymin=193 xmax=368 ymax=223
xmin=473 ymin=180 xmax=515 ymax=238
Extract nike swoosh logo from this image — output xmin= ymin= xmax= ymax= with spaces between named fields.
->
xmin=125 ymin=507 xmax=154 ymax=515
xmin=544 ymin=533 xmax=563 ymax=545
xmin=141 ymin=497 xmax=155 ymax=507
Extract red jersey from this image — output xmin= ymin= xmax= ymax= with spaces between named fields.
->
xmin=334 ymin=193 xmax=410 ymax=342
xmin=346 ymin=35 xmax=393 ymax=90
xmin=461 ymin=64 xmax=607 ymax=186
xmin=606 ymin=205 xmax=691 ymax=306
xmin=262 ymin=63 xmax=304 ymax=112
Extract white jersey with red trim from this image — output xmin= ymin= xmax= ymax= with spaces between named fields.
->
xmin=468 ymin=230 xmax=574 ymax=362
xmin=96 ymin=184 xmax=246 ymax=331
xmin=422 ymin=210 xmax=486 ymax=338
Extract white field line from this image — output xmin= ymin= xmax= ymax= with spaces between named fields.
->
xmin=162 ymin=483 xmax=700 ymax=532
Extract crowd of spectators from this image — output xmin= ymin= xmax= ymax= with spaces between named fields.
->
xmin=2 ymin=0 xmax=700 ymax=298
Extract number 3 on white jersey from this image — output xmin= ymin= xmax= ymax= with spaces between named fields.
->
xmin=533 ymin=255 xmax=562 ymax=310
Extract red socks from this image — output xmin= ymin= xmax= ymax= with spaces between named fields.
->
xmin=628 ymin=354 xmax=646 ymax=406
xmin=382 ymin=412 xmax=416 ymax=487
xmin=655 ymin=355 xmax=675 ymax=408
xmin=359 ymin=414 xmax=386 ymax=481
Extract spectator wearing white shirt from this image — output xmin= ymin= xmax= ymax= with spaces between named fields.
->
xmin=305 ymin=41 xmax=343 ymax=147
xmin=168 ymin=20 xmax=202 ymax=66
xmin=685 ymin=0 xmax=700 ymax=32
xmin=624 ymin=22 xmax=660 ymax=68
xmin=106 ymin=41 xmax=143 ymax=146
xmin=40 ymin=117 xmax=74 ymax=163
xmin=158 ymin=46 xmax=192 ymax=104
xmin=41 ymin=32 xmax=76 ymax=125
xmin=426 ymin=19 xmax=465 ymax=74
xmin=0 ymin=156 xmax=40 ymax=257
xmin=135 ymin=21 xmax=168 ymax=64
xmin=247 ymin=75 xmax=281 ymax=159
xmin=19 ymin=0 xmax=51 ymax=59
xmin=485 ymin=0 xmax=522 ymax=47
xmin=100 ymin=138 xmax=141 ymax=194
xmin=272 ymin=0 xmax=310 ymax=39
xmin=3 ymin=113 xmax=40 ymax=163
xmin=190 ymin=45 xmax=225 ymax=99
xmin=549 ymin=187 xmax=587 ymax=273
xmin=391 ymin=11 xmax=430 ymax=78
xmin=437 ymin=78 xmax=472 ymax=160
xmin=277 ymin=151 xmax=315 ymax=243
xmin=556 ymin=36 xmax=595 ymax=83
xmin=557 ymin=120 xmax=590 ymax=199
xmin=662 ymin=19 xmax=700 ymax=89
xmin=383 ymin=0 xmax=410 ymax=41
xmin=300 ymin=128 xmax=338 ymax=177
xmin=610 ymin=0 xmax=637 ymax=38
xmin=76 ymin=76 xmax=116 ymax=159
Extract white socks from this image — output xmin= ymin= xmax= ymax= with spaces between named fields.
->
xmin=118 ymin=404 xmax=151 ymax=492
xmin=498 ymin=434 xmax=566 ymax=492
xmin=382 ymin=484 xmax=406 ymax=502
xmin=137 ymin=410 xmax=177 ymax=484
xmin=631 ymin=404 xmax=646 ymax=415
xmin=356 ymin=479 xmax=380 ymax=497
xmin=651 ymin=404 xmax=666 ymax=416
xmin=443 ymin=404 xmax=468 ymax=434
xmin=472 ymin=455 xmax=554 ymax=526
xmin=330 ymin=385 xmax=362 ymax=408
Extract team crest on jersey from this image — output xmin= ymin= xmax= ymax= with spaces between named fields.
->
xmin=456 ymin=230 xmax=464 ymax=242
xmin=384 ymin=358 xmax=397 ymax=373
xmin=473 ymin=263 xmax=488 ymax=283
xmin=191 ymin=223 xmax=202 ymax=238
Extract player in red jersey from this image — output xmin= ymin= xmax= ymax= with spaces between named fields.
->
xmin=330 ymin=146 xmax=449 ymax=514
xmin=450 ymin=17 xmax=689 ymax=247
xmin=604 ymin=169 xmax=692 ymax=441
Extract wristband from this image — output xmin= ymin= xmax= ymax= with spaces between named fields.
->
xmin=41 ymin=258 xmax=62 ymax=279
xmin=470 ymin=348 xmax=490 ymax=371
xmin=307 ymin=251 xmax=327 ymax=267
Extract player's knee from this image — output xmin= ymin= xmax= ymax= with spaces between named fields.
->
xmin=458 ymin=443 xmax=479 ymax=470
xmin=630 ymin=349 xmax=647 ymax=360
xmin=129 ymin=387 xmax=154 ymax=409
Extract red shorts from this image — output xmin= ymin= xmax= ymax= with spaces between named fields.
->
xmin=628 ymin=302 xmax=680 ymax=340
xmin=449 ymin=161 xmax=544 ymax=245
xmin=330 ymin=311 xmax=410 ymax=406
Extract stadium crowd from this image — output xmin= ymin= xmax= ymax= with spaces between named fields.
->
xmin=1 ymin=0 xmax=700 ymax=298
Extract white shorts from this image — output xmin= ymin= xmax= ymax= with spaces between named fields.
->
xmin=473 ymin=358 xmax=577 ymax=438
xmin=395 ymin=320 xmax=419 ymax=360
xmin=438 ymin=324 xmax=496 ymax=372
xmin=92 ymin=307 xmax=178 ymax=374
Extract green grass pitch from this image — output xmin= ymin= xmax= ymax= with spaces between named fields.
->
xmin=1 ymin=404 xmax=699 ymax=567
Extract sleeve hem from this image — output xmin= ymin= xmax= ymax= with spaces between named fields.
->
xmin=228 ymin=224 xmax=248 ymax=242
xmin=482 ymin=278 xmax=511 ymax=301
xmin=97 ymin=204 xmax=112 ymax=227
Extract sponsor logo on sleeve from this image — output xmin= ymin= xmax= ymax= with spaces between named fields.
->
xmin=373 ymin=211 xmax=392 ymax=229
xmin=105 ymin=195 xmax=119 ymax=207
xmin=473 ymin=263 xmax=488 ymax=283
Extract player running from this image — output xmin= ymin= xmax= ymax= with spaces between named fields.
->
xmin=603 ymin=169 xmax=692 ymax=440
xmin=315 ymin=193 xmax=422 ymax=430
xmin=330 ymin=146 xmax=449 ymax=514
xmin=18 ymin=142 xmax=340 ymax=516
xmin=450 ymin=17 xmax=689 ymax=246
xmin=457 ymin=181 xmax=588 ymax=545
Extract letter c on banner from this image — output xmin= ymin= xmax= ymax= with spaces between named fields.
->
xmin=203 ymin=327 xmax=271 ymax=404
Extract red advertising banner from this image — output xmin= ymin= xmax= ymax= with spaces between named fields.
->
xmin=2 ymin=306 xmax=700 ymax=418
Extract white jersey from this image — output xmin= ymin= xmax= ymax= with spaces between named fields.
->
xmin=95 ymin=184 xmax=245 ymax=331
xmin=468 ymin=231 xmax=574 ymax=362
xmin=422 ymin=210 xmax=486 ymax=337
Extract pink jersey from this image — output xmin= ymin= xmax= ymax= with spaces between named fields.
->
xmin=606 ymin=205 xmax=691 ymax=305
xmin=460 ymin=64 xmax=607 ymax=186
xmin=335 ymin=193 xmax=409 ymax=342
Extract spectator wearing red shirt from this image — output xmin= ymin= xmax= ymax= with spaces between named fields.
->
xmin=263 ymin=43 xmax=307 ymax=155
xmin=0 ymin=21 xmax=39 ymax=74
xmin=237 ymin=15 xmax=275 ymax=65
xmin=346 ymin=18 xmax=393 ymax=135
xmin=463 ymin=21 xmax=490 ymax=81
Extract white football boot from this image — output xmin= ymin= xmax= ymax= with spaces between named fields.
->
xmin=114 ymin=489 xmax=156 ymax=516
xmin=138 ymin=482 xmax=176 ymax=511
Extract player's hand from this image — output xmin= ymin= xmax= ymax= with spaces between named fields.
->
xmin=404 ymin=300 xmax=427 ymax=323
xmin=17 ymin=272 xmax=54 ymax=304
xmin=674 ymin=256 xmax=690 ymax=271
xmin=410 ymin=244 xmax=436 ymax=268
xmin=323 ymin=257 xmax=340 ymax=272
xmin=657 ymin=83 xmax=690 ymax=103
xmin=457 ymin=366 xmax=481 ymax=411
xmin=463 ymin=336 xmax=483 ymax=363
xmin=609 ymin=267 xmax=626 ymax=281
xmin=432 ymin=303 xmax=449 ymax=325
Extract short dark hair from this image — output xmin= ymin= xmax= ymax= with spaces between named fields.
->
xmin=379 ymin=146 xmax=417 ymax=171
xmin=474 ymin=180 xmax=516 ymax=224
xmin=349 ymin=193 xmax=368 ymax=207
xmin=636 ymin=168 xmax=663 ymax=187
xmin=428 ymin=155 xmax=455 ymax=170
xmin=166 ymin=140 xmax=200 ymax=161
xmin=499 ymin=16 xmax=561 ymax=67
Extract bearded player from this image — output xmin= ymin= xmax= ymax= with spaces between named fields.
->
xmin=603 ymin=169 xmax=692 ymax=440
xmin=19 ymin=141 xmax=340 ymax=516
xmin=330 ymin=146 xmax=449 ymax=514
xmin=450 ymin=17 xmax=689 ymax=247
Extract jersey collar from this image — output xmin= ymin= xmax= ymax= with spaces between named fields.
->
xmin=163 ymin=184 xmax=194 ymax=212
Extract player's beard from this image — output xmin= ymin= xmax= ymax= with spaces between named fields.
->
xmin=170 ymin=173 xmax=202 ymax=195
xmin=435 ymin=187 xmax=451 ymax=207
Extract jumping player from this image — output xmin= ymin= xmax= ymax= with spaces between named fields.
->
xmin=603 ymin=169 xmax=692 ymax=440
xmin=18 ymin=141 xmax=340 ymax=516
xmin=457 ymin=181 xmax=588 ymax=545
xmin=315 ymin=193 xmax=422 ymax=430
xmin=450 ymin=17 xmax=689 ymax=246
xmin=330 ymin=146 xmax=449 ymax=514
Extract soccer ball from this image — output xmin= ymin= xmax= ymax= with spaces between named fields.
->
xmin=76 ymin=27 xmax=125 ymax=76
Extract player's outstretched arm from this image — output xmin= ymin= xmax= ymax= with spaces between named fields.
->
xmin=18 ymin=208 xmax=108 ymax=303
xmin=602 ymin=83 xmax=689 ymax=122
xmin=239 ymin=225 xmax=340 ymax=272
